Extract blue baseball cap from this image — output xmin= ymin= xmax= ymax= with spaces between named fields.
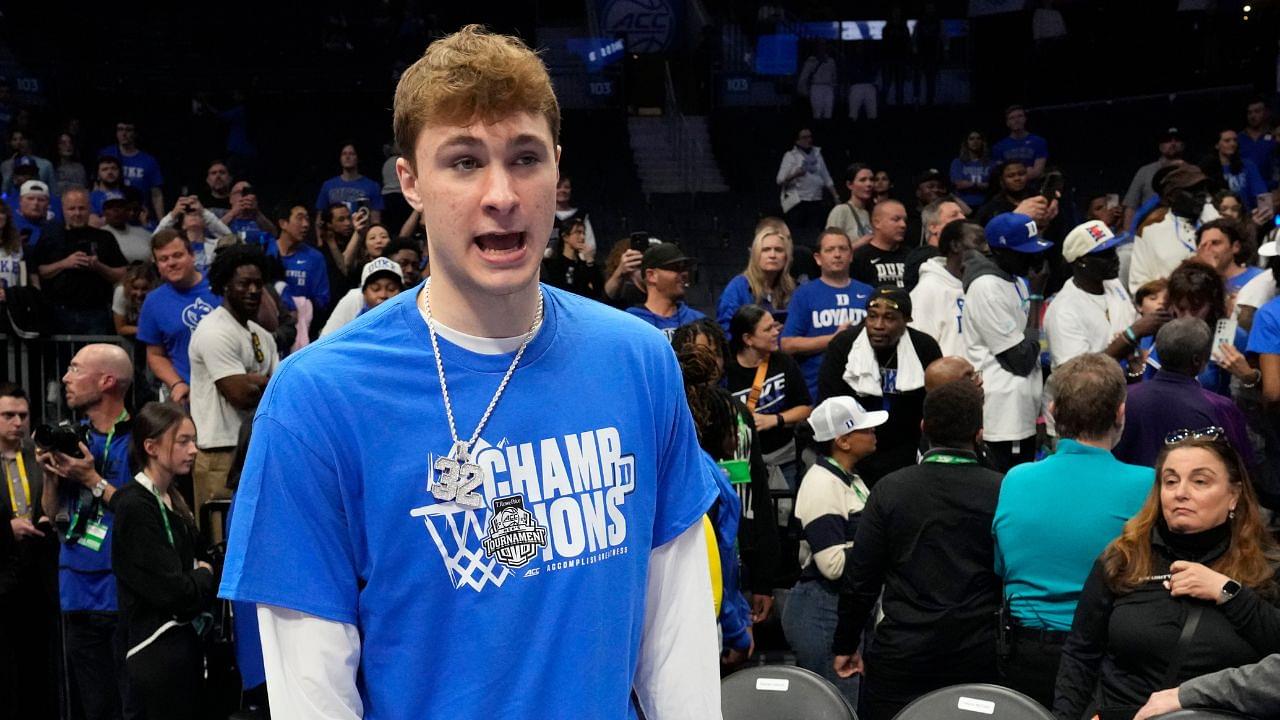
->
xmin=984 ymin=213 xmax=1053 ymax=254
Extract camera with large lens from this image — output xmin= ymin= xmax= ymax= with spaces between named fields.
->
xmin=33 ymin=422 xmax=90 ymax=459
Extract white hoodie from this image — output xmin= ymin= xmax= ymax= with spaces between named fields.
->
xmin=909 ymin=256 xmax=966 ymax=357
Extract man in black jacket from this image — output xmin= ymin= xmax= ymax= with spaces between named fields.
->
xmin=831 ymin=379 xmax=1003 ymax=720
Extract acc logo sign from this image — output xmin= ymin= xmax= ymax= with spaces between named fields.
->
xmin=481 ymin=495 xmax=549 ymax=569
xmin=603 ymin=0 xmax=677 ymax=53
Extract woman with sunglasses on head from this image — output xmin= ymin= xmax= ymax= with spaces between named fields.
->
xmin=1053 ymin=430 xmax=1280 ymax=720
xmin=112 ymin=401 xmax=214 ymax=719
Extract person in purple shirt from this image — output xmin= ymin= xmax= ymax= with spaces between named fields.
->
xmin=990 ymin=105 xmax=1048 ymax=180
xmin=1113 ymin=317 xmax=1253 ymax=468
xmin=267 ymin=201 xmax=330 ymax=311
xmin=1239 ymin=98 xmax=1277 ymax=189
xmin=625 ymin=242 xmax=705 ymax=339
xmin=99 ymin=119 xmax=165 ymax=220
xmin=314 ymin=143 xmax=384 ymax=224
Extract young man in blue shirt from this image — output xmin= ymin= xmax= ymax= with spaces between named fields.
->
xmin=625 ymin=242 xmax=706 ymax=337
xmin=314 ymin=143 xmax=384 ymax=225
xmin=1239 ymin=98 xmax=1277 ymax=189
xmin=267 ymin=201 xmax=331 ymax=312
xmin=37 ymin=344 xmax=136 ymax=720
xmin=137 ymin=229 xmax=220 ymax=404
xmin=99 ymin=119 xmax=165 ymax=220
xmin=781 ymin=228 xmax=874 ymax=401
xmin=220 ymin=25 xmax=721 ymax=720
xmin=990 ymin=105 xmax=1048 ymax=181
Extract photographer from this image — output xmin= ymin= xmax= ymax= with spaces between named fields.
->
xmin=113 ymin=401 xmax=214 ymax=720
xmin=221 ymin=180 xmax=276 ymax=249
xmin=154 ymin=195 xmax=232 ymax=276
xmin=39 ymin=343 xmax=136 ymax=720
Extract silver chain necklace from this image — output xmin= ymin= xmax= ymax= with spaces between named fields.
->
xmin=422 ymin=279 xmax=543 ymax=508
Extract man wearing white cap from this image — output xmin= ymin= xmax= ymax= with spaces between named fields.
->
xmin=1045 ymin=220 xmax=1164 ymax=368
xmin=15 ymin=178 xmax=54 ymax=248
xmin=1237 ymin=239 xmax=1279 ymax=331
xmin=319 ymin=256 xmax=405 ymax=337
xmin=782 ymin=395 xmax=885 ymax=706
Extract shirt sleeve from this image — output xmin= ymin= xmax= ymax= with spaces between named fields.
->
xmin=315 ymin=182 xmax=330 ymax=211
xmin=97 ymin=234 xmax=127 ymax=268
xmin=308 ymin=253 xmax=331 ymax=310
xmin=716 ymin=277 xmax=747 ymax=333
xmin=965 ymin=277 xmax=1025 ymax=356
xmin=219 ymin=407 xmax=359 ymax=624
xmin=256 ymin=605 xmax=363 ymax=720
xmin=194 ymin=322 xmax=252 ymax=383
xmin=149 ymin=156 xmax=165 ymax=187
xmin=632 ymin=521 xmax=721 ymax=720
xmin=366 ymin=181 xmax=385 ymax=211
xmin=1247 ymin=161 xmax=1269 ymax=202
xmin=136 ymin=295 xmax=164 ymax=346
xmin=1248 ymin=304 xmax=1280 ymax=354
xmin=1045 ymin=301 xmax=1091 ymax=368
xmin=781 ymin=354 xmax=812 ymax=406
xmin=1033 ymin=135 xmax=1049 ymax=160
xmin=1123 ymin=167 xmax=1146 ymax=210
xmin=781 ymin=290 xmax=809 ymax=338
xmin=1179 ymin=653 xmax=1280 ymax=718
xmin=1053 ymin=558 xmax=1114 ymax=719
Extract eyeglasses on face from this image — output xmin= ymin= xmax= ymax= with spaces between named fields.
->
xmin=1164 ymin=426 xmax=1226 ymax=445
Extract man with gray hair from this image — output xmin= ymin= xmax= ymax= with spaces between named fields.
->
xmin=903 ymin=197 xmax=965 ymax=291
xmin=1113 ymin=318 xmax=1251 ymax=466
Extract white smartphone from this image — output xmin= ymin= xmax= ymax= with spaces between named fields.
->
xmin=1105 ymin=193 xmax=1120 ymax=210
xmin=1212 ymin=317 xmax=1238 ymax=361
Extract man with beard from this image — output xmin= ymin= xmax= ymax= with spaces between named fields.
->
xmin=1123 ymin=128 xmax=1185 ymax=229
xmin=818 ymin=286 xmax=941 ymax=486
xmin=1045 ymin=220 xmax=1165 ymax=368
xmin=625 ymin=242 xmax=705 ymax=338
xmin=903 ymin=169 xmax=948 ymax=248
xmin=188 ymin=245 xmax=278 ymax=523
xmin=1128 ymin=164 xmax=1219 ymax=294
xmin=962 ymin=213 xmax=1052 ymax=471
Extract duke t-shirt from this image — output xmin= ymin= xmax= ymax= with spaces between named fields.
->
xmin=219 ymin=286 xmax=718 ymax=719
xmin=267 ymin=241 xmax=331 ymax=310
xmin=314 ymin=175 xmax=385 ymax=213
xmin=782 ymin=277 xmax=873 ymax=399
xmin=99 ymin=146 xmax=164 ymax=197
xmin=624 ymin=302 xmax=706 ymax=338
xmin=136 ymin=278 xmax=220 ymax=383
xmin=850 ymin=243 xmax=908 ymax=288
xmin=725 ymin=352 xmax=811 ymax=454
xmin=991 ymin=133 xmax=1049 ymax=167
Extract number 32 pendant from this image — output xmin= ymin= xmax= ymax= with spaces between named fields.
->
xmin=431 ymin=440 xmax=484 ymax=508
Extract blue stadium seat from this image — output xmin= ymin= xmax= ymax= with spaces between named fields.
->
xmin=892 ymin=683 xmax=1052 ymax=720
xmin=721 ymin=665 xmax=857 ymax=720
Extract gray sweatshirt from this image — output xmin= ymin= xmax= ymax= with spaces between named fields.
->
xmin=1180 ymin=652 xmax=1280 ymax=717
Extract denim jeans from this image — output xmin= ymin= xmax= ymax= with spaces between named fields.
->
xmin=781 ymin=580 xmax=860 ymax=707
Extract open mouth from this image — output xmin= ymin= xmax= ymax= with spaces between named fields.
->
xmin=475 ymin=232 xmax=527 ymax=257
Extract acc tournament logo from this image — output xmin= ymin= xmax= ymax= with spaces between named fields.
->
xmin=603 ymin=0 xmax=677 ymax=53
xmin=482 ymin=495 xmax=547 ymax=568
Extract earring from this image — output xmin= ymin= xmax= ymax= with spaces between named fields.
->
xmin=1229 ymin=509 xmax=1237 ymax=520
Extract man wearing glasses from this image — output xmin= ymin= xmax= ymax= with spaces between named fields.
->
xmin=188 ymin=244 xmax=277 ymax=528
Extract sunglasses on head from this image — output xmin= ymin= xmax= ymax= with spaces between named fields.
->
xmin=1164 ymin=426 xmax=1226 ymax=445
xmin=251 ymin=332 xmax=264 ymax=365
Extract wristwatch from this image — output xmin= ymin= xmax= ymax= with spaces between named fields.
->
xmin=91 ymin=478 xmax=108 ymax=498
xmin=1221 ymin=578 xmax=1242 ymax=604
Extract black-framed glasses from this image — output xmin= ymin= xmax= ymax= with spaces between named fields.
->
xmin=251 ymin=332 xmax=264 ymax=364
xmin=1164 ymin=426 xmax=1226 ymax=445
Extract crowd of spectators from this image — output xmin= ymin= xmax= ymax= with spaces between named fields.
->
xmin=3 ymin=76 xmax=1280 ymax=720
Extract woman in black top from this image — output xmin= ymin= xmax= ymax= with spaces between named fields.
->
xmin=725 ymin=305 xmax=812 ymax=489
xmin=542 ymin=217 xmax=603 ymax=299
xmin=1054 ymin=433 xmax=1280 ymax=720
xmin=113 ymin=402 xmax=215 ymax=720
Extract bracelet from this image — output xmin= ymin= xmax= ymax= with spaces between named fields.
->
xmin=1028 ymin=294 xmax=1044 ymax=302
xmin=1123 ymin=327 xmax=1138 ymax=345
xmin=169 ymin=380 xmax=187 ymax=390
xmin=775 ymin=414 xmax=785 ymax=429
xmin=1243 ymin=369 xmax=1262 ymax=389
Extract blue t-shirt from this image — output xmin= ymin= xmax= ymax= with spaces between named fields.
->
xmin=1227 ymin=266 xmax=1264 ymax=296
xmin=716 ymin=274 xmax=787 ymax=333
xmin=267 ymin=241 xmax=331 ymax=310
xmin=1144 ymin=325 xmax=1248 ymax=397
xmin=99 ymin=146 xmax=165 ymax=198
xmin=219 ymin=286 xmax=718 ymax=719
xmin=624 ymin=302 xmax=706 ymax=339
xmin=59 ymin=416 xmax=133 ymax=612
xmin=949 ymin=157 xmax=995 ymax=208
xmin=1238 ymin=131 xmax=1277 ymax=190
xmin=991 ymin=133 xmax=1049 ymax=168
xmin=228 ymin=218 xmax=275 ymax=250
xmin=89 ymin=188 xmax=124 ymax=216
xmin=136 ymin=278 xmax=220 ymax=383
xmin=781 ymin=277 xmax=873 ymax=400
xmin=314 ymin=175 xmax=385 ymax=213
xmin=1248 ymin=298 xmax=1280 ymax=355
xmin=1222 ymin=159 xmax=1269 ymax=209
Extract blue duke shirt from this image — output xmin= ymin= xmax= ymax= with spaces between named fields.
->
xmin=625 ymin=302 xmax=706 ymax=338
xmin=59 ymin=417 xmax=133 ymax=612
xmin=781 ymin=277 xmax=873 ymax=399
xmin=991 ymin=133 xmax=1049 ymax=168
xmin=220 ymin=286 xmax=718 ymax=719
xmin=99 ymin=146 xmax=164 ymax=198
xmin=314 ymin=175 xmax=385 ymax=213
xmin=266 ymin=241 xmax=330 ymax=310
xmin=136 ymin=278 xmax=220 ymax=384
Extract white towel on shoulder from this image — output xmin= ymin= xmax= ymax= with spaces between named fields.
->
xmin=842 ymin=329 xmax=925 ymax=397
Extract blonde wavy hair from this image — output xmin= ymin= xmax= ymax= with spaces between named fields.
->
xmin=743 ymin=228 xmax=795 ymax=310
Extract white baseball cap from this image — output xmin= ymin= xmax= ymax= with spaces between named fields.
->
xmin=807 ymin=396 xmax=888 ymax=442
xmin=360 ymin=256 xmax=404 ymax=288
xmin=1259 ymin=240 xmax=1279 ymax=258
xmin=19 ymin=180 xmax=49 ymax=198
xmin=1062 ymin=220 xmax=1129 ymax=263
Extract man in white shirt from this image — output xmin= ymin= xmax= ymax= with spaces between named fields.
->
xmin=187 ymin=245 xmax=277 ymax=526
xmin=1046 ymin=220 xmax=1166 ymax=368
xmin=1128 ymin=164 xmax=1219 ymax=294
xmin=100 ymin=192 xmax=154 ymax=264
xmin=1238 ymin=239 xmax=1278 ymax=331
xmin=798 ymin=40 xmax=837 ymax=120
xmin=777 ymin=128 xmax=838 ymax=243
xmin=910 ymin=220 xmax=985 ymax=357
xmin=962 ymin=213 xmax=1051 ymax=471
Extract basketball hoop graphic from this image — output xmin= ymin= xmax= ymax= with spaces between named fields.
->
xmin=411 ymin=501 xmax=511 ymax=592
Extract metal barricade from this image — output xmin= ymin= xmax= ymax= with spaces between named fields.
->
xmin=1 ymin=333 xmax=154 ymax=427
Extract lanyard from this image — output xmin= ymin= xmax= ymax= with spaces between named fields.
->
xmin=100 ymin=408 xmax=130 ymax=470
xmin=1173 ymin=218 xmax=1196 ymax=253
xmin=819 ymin=456 xmax=867 ymax=503
xmin=67 ymin=408 xmax=131 ymax=536
xmin=152 ymin=488 xmax=175 ymax=548
xmin=922 ymin=452 xmax=978 ymax=465
xmin=4 ymin=452 xmax=30 ymax=515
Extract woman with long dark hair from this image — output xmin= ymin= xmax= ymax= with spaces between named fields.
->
xmin=1203 ymin=128 xmax=1269 ymax=212
xmin=950 ymin=130 xmax=994 ymax=209
xmin=1054 ymin=433 xmax=1280 ymax=720
xmin=112 ymin=401 xmax=214 ymax=720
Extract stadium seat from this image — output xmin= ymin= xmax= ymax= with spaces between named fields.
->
xmin=1152 ymin=711 xmax=1255 ymax=719
xmin=721 ymin=665 xmax=857 ymax=720
xmin=892 ymin=683 xmax=1053 ymax=720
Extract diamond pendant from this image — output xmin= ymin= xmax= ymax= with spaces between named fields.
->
xmin=431 ymin=440 xmax=485 ymax=508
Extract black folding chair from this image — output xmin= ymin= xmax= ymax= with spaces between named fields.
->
xmin=892 ymin=683 xmax=1052 ymax=720
xmin=1152 ymin=711 xmax=1255 ymax=719
xmin=721 ymin=665 xmax=857 ymax=720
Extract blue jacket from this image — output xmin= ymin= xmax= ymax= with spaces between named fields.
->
xmin=704 ymin=451 xmax=751 ymax=651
